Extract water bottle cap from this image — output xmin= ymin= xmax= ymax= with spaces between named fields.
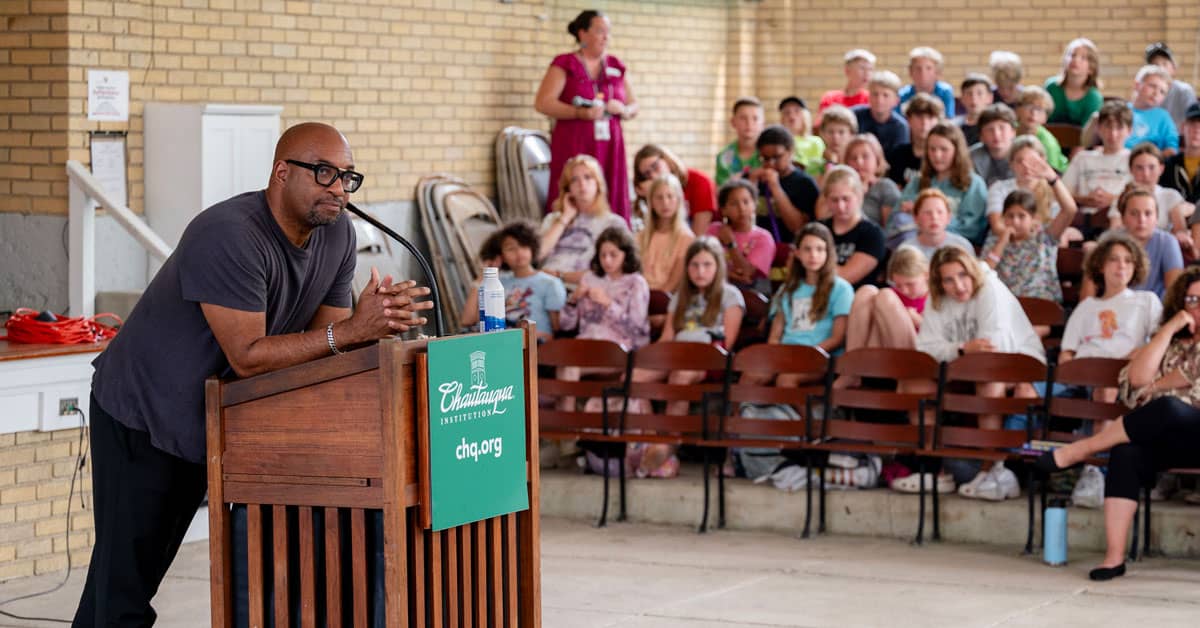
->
xmin=483 ymin=267 xmax=499 ymax=278
xmin=1048 ymin=497 xmax=1070 ymax=508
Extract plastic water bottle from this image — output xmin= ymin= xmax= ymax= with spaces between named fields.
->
xmin=1043 ymin=497 xmax=1068 ymax=566
xmin=479 ymin=267 xmax=506 ymax=332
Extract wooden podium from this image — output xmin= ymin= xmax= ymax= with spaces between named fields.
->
xmin=205 ymin=326 xmax=541 ymax=627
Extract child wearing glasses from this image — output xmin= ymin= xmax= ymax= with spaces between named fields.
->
xmin=747 ymin=125 xmax=820 ymax=246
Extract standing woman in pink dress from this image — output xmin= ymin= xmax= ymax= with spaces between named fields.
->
xmin=535 ymin=10 xmax=638 ymax=223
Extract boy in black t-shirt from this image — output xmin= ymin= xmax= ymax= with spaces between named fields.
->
xmin=749 ymin=124 xmax=821 ymax=246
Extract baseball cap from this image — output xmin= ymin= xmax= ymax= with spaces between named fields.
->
xmin=1185 ymin=101 xmax=1200 ymax=122
xmin=1145 ymin=42 xmax=1174 ymax=64
xmin=778 ymin=96 xmax=807 ymax=111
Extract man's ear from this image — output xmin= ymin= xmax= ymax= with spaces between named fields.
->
xmin=272 ymin=160 xmax=289 ymax=184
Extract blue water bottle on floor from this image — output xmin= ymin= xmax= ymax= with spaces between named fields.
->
xmin=1044 ymin=497 xmax=1068 ymax=566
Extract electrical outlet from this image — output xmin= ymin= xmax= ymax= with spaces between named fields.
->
xmin=59 ymin=397 xmax=79 ymax=416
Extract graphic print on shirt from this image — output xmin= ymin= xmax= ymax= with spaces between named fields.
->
xmin=789 ymin=295 xmax=817 ymax=333
xmin=1099 ymin=309 xmax=1118 ymax=339
xmin=505 ymin=286 xmax=532 ymax=324
xmin=948 ymin=315 xmax=979 ymax=345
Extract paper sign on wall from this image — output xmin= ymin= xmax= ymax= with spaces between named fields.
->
xmin=87 ymin=70 xmax=129 ymax=122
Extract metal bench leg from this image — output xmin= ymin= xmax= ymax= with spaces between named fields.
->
xmin=914 ymin=459 xmax=926 ymax=546
xmin=802 ymin=453 xmax=814 ymax=539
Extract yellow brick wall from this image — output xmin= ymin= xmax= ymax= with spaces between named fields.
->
xmin=0 ymin=429 xmax=93 ymax=580
xmin=3 ymin=0 xmax=1195 ymax=220
xmin=0 ymin=0 xmax=69 ymax=214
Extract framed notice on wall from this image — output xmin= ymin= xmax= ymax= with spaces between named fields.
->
xmin=89 ymin=131 xmax=128 ymax=209
xmin=424 ymin=330 xmax=529 ymax=531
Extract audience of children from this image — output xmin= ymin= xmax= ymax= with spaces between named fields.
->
xmin=898 ymin=46 xmax=956 ymax=117
xmin=1127 ymin=64 xmax=1179 ymax=154
xmin=633 ymin=144 xmax=717 ymax=236
xmin=970 ymin=103 xmax=1018 ymax=186
xmin=819 ymin=49 xmax=876 ymax=111
xmin=1014 ymin=86 xmax=1069 ymax=172
xmin=819 ymin=166 xmax=886 ymax=288
xmin=716 ymin=97 xmax=765 ymax=185
xmin=954 ymin=73 xmax=994 ymax=146
xmin=886 ymin=93 xmax=944 ymax=188
xmin=989 ymin=50 xmax=1025 ymax=108
xmin=540 ymin=154 xmax=631 ymax=286
xmin=708 ymin=179 xmax=776 ymax=291
xmin=637 ymin=173 xmax=696 ymax=292
xmin=852 ymin=70 xmax=909 ymax=154
xmin=778 ymin=96 xmax=826 ymax=174
xmin=897 ymin=188 xmax=974 ymax=258
xmin=901 ymin=122 xmax=990 ymax=245
xmin=843 ymin=134 xmax=902 ymax=239
xmin=462 ymin=220 xmax=566 ymax=341
xmin=532 ymin=39 xmax=1200 ymax=519
xmin=1145 ymin=42 xmax=1197 ymax=131
xmin=1045 ymin=38 xmax=1104 ymax=127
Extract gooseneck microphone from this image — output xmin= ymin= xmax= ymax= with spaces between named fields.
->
xmin=345 ymin=202 xmax=445 ymax=338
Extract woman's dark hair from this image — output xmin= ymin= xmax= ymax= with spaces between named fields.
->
xmin=488 ymin=220 xmax=540 ymax=270
xmin=717 ymin=178 xmax=757 ymax=208
xmin=1083 ymin=232 xmax=1147 ymax=296
xmin=567 ymin=10 xmax=605 ymax=42
xmin=590 ymin=226 xmax=641 ymax=276
xmin=1161 ymin=266 xmax=1200 ymax=340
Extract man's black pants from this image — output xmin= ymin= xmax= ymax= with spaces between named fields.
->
xmin=72 ymin=394 xmax=207 ymax=627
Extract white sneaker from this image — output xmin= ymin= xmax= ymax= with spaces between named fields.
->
xmin=972 ymin=463 xmax=1020 ymax=501
xmin=957 ymin=469 xmax=991 ymax=498
xmin=827 ymin=453 xmax=859 ymax=469
xmin=891 ymin=472 xmax=955 ymax=494
xmin=1072 ymin=464 xmax=1105 ymax=509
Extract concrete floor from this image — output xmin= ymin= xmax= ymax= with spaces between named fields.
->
xmin=1 ymin=517 xmax=1198 ymax=627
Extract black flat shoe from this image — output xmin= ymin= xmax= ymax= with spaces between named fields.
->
xmin=1089 ymin=563 xmax=1126 ymax=581
xmin=1034 ymin=450 xmax=1067 ymax=474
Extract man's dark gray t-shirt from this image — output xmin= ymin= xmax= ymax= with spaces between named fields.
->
xmin=91 ymin=190 xmax=356 ymax=464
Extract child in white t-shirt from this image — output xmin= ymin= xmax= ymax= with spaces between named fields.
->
xmin=1063 ymin=101 xmax=1133 ymax=220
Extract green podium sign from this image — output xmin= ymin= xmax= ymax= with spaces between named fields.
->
xmin=426 ymin=329 xmax=529 ymax=531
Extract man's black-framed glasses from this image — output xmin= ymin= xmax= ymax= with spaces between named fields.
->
xmin=285 ymin=159 xmax=364 ymax=193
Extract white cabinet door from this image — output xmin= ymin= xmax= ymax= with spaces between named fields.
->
xmin=200 ymin=114 xmax=278 ymax=210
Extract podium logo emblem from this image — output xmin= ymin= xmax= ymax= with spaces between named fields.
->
xmin=470 ymin=351 xmax=487 ymax=391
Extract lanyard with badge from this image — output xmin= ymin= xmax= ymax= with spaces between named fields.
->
xmin=587 ymin=55 xmax=613 ymax=142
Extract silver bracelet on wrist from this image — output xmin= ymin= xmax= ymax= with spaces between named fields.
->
xmin=326 ymin=322 xmax=343 ymax=355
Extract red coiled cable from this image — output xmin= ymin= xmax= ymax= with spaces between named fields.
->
xmin=3 ymin=308 xmax=121 ymax=345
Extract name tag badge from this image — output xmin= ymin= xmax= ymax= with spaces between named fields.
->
xmin=605 ymin=66 xmax=622 ymax=78
xmin=594 ymin=118 xmax=611 ymax=142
